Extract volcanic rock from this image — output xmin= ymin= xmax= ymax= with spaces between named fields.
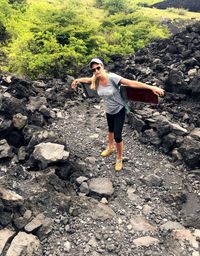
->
xmin=88 ymin=178 xmax=114 ymax=197
xmin=178 ymin=136 xmax=200 ymax=168
xmin=24 ymin=213 xmax=46 ymax=233
xmin=12 ymin=113 xmax=27 ymax=129
xmin=32 ymin=142 xmax=70 ymax=169
xmin=0 ymin=229 xmax=15 ymax=255
xmin=6 ymin=232 xmax=41 ymax=256
xmin=0 ymin=140 xmax=13 ymax=159
xmin=133 ymin=236 xmax=159 ymax=247
xmin=0 ymin=187 xmax=24 ymax=208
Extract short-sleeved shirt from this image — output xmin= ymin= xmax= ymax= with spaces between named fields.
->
xmin=97 ymin=72 xmax=124 ymax=114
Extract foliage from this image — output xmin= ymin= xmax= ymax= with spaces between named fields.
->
xmin=166 ymin=7 xmax=188 ymax=16
xmin=101 ymin=13 xmax=169 ymax=54
xmin=1 ymin=0 xmax=170 ymax=78
xmin=0 ymin=0 xmax=15 ymax=23
xmin=134 ymin=0 xmax=163 ymax=7
xmin=96 ymin=0 xmax=135 ymax=15
xmin=8 ymin=0 xmax=27 ymax=11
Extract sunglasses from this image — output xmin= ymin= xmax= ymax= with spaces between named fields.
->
xmin=91 ymin=66 xmax=101 ymax=73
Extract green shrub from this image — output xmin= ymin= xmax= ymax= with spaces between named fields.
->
xmin=1 ymin=0 xmax=169 ymax=78
xmin=95 ymin=0 xmax=135 ymax=15
xmin=167 ymin=7 xmax=188 ymax=16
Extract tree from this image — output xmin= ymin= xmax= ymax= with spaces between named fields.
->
xmin=97 ymin=0 xmax=134 ymax=15
xmin=1 ymin=0 xmax=169 ymax=78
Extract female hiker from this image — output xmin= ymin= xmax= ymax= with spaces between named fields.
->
xmin=71 ymin=58 xmax=164 ymax=171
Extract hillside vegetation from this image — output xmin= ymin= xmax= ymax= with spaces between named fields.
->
xmin=0 ymin=0 xmax=199 ymax=78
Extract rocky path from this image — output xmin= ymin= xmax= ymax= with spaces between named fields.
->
xmin=41 ymin=99 xmax=200 ymax=256
xmin=1 ymin=19 xmax=200 ymax=256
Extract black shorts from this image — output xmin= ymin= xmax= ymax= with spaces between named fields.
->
xmin=106 ymin=107 xmax=125 ymax=143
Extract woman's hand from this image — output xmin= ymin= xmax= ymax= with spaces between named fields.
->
xmin=151 ymin=86 xmax=165 ymax=97
xmin=71 ymin=79 xmax=79 ymax=89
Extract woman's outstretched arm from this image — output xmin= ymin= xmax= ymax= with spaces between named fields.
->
xmin=71 ymin=77 xmax=93 ymax=89
xmin=120 ymin=78 xmax=164 ymax=97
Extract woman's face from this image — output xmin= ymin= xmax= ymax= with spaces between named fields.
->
xmin=91 ymin=63 xmax=105 ymax=78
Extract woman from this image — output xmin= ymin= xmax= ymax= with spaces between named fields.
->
xmin=71 ymin=58 xmax=164 ymax=171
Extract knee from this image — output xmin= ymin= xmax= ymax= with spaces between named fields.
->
xmin=114 ymin=136 xmax=122 ymax=143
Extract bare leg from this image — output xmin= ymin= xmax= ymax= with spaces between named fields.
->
xmin=108 ymin=132 xmax=114 ymax=149
xmin=101 ymin=132 xmax=115 ymax=157
xmin=116 ymin=141 xmax=123 ymax=160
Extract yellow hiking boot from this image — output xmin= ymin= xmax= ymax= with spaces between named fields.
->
xmin=100 ymin=147 xmax=114 ymax=157
xmin=115 ymin=159 xmax=123 ymax=172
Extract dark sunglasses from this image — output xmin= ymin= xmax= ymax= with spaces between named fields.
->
xmin=91 ymin=66 xmax=101 ymax=73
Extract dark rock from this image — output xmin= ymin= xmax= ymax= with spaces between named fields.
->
xmin=178 ymin=136 xmax=200 ymax=168
xmin=164 ymin=70 xmax=190 ymax=94
xmin=12 ymin=165 xmax=31 ymax=180
xmin=162 ymin=191 xmax=187 ymax=210
xmin=157 ymin=122 xmax=172 ymax=137
xmin=142 ymin=174 xmax=163 ymax=187
xmin=5 ymin=78 xmax=38 ymax=99
xmin=0 ymin=199 xmax=4 ymax=210
xmin=139 ymin=129 xmax=161 ymax=146
xmin=183 ymin=214 xmax=200 ymax=229
xmin=0 ymin=139 xmax=13 ymax=159
xmin=153 ymin=63 xmax=165 ymax=72
xmin=0 ymin=117 xmax=12 ymax=138
xmin=23 ymin=125 xmax=43 ymax=142
xmin=152 ymin=0 xmax=200 ymax=13
xmin=135 ymin=55 xmax=150 ymax=64
xmin=55 ymin=161 xmax=84 ymax=181
xmin=128 ymin=112 xmax=146 ymax=132
xmin=55 ymin=164 xmax=73 ymax=180
xmin=0 ymin=95 xmax=26 ymax=118
xmin=27 ymin=96 xmax=47 ymax=113
xmin=39 ymin=105 xmax=52 ymax=118
xmin=162 ymin=133 xmax=177 ymax=153
xmin=29 ymin=111 xmax=45 ymax=126
xmin=188 ymin=76 xmax=200 ymax=101
xmin=183 ymin=57 xmax=199 ymax=68
xmin=13 ymin=216 xmax=29 ymax=230
xmin=0 ymin=210 xmax=12 ymax=226
xmin=166 ymin=44 xmax=180 ymax=54
xmin=36 ymin=218 xmax=53 ymax=240
xmin=5 ymin=128 xmax=26 ymax=147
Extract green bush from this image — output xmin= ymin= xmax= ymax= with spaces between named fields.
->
xmin=1 ymin=0 xmax=169 ymax=78
xmin=96 ymin=0 xmax=137 ymax=15
xmin=101 ymin=13 xmax=169 ymax=54
xmin=167 ymin=7 xmax=188 ymax=16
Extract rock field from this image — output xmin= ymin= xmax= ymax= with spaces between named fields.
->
xmin=0 ymin=22 xmax=200 ymax=256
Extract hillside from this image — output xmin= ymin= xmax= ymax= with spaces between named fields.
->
xmin=1 ymin=0 xmax=200 ymax=78
xmin=152 ymin=0 xmax=200 ymax=12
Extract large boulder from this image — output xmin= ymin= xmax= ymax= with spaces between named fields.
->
xmin=0 ymin=229 xmax=15 ymax=255
xmin=32 ymin=142 xmax=70 ymax=169
xmin=88 ymin=178 xmax=114 ymax=197
xmin=0 ymin=93 xmax=26 ymax=118
xmin=178 ymin=136 xmax=200 ymax=168
xmin=128 ymin=112 xmax=146 ymax=132
xmin=6 ymin=232 xmax=41 ymax=256
xmin=164 ymin=70 xmax=190 ymax=94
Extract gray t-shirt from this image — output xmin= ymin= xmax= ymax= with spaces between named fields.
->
xmin=97 ymin=72 xmax=125 ymax=114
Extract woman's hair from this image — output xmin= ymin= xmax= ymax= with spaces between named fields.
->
xmin=90 ymin=62 xmax=106 ymax=90
xmin=90 ymin=74 xmax=97 ymax=90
